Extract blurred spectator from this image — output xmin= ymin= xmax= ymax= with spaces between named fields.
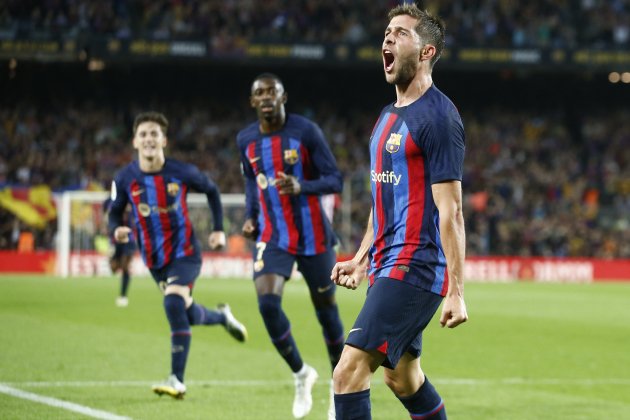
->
xmin=1 ymin=96 xmax=628 ymax=258
xmin=2 ymin=1 xmax=629 ymax=49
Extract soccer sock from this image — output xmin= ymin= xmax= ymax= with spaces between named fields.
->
xmin=258 ymin=294 xmax=303 ymax=372
xmin=120 ymin=270 xmax=130 ymax=297
xmin=397 ymin=376 xmax=446 ymax=419
xmin=334 ymin=389 xmax=371 ymax=420
xmin=315 ymin=304 xmax=345 ymax=370
xmin=164 ymin=294 xmax=191 ymax=383
xmin=186 ymin=302 xmax=225 ymax=326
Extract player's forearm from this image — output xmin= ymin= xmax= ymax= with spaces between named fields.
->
xmin=352 ymin=212 xmax=374 ymax=267
xmin=206 ymin=187 xmax=224 ymax=231
xmin=299 ymin=173 xmax=343 ymax=195
xmin=244 ymin=177 xmax=259 ymax=220
xmin=107 ymin=208 xmax=124 ymax=238
xmin=439 ymin=209 xmax=466 ymax=297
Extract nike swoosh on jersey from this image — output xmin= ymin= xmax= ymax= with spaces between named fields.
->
xmin=131 ymin=189 xmax=145 ymax=197
xmin=348 ymin=328 xmax=362 ymax=334
xmin=166 ymin=276 xmax=179 ymax=284
xmin=317 ymin=284 xmax=333 ymax=293
xmin=249 ymin=156 xmax=261 ymax=164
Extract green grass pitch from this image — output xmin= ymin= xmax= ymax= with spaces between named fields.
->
xmin=0 ymin=275 xmax=629 ymax=419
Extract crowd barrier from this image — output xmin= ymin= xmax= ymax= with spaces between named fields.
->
xmin=0 ymin=252 xmax=628 ymax=282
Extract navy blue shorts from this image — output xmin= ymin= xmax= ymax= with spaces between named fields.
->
xmin=149 ymin=255 xmax=201 ymax=292
xmin=252 ymin=243 xmax=337 ymax=297
xmin=345 ymin=276 xmax=443 ymax=369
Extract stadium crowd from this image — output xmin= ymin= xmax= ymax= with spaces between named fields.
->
xmin=1 ymin=0 xmax=629 ymax=49
xmin=1 ymin=96 xmax=628 ymax=258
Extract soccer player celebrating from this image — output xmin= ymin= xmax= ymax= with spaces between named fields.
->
xmin=237 ymin=73 xmax=345 ymax=419
xmin=103 ymin=198 xmax=135 ymax=307
xmin=109 ymin=111 xmax=247 ymax=399
xmin=331 ymin=4 xmax=468 ymax=420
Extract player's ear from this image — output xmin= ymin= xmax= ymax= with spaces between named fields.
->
xmin=420 ymin=44 xmax=435 ymax=62
xmin=281 ymin=91 xmax=288 ymax=104
xmin=249 ymin=95 xmax=256 ymax=109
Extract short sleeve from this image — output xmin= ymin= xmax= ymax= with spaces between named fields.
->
xmin=425 ymin=109 xmax=465 ymax=184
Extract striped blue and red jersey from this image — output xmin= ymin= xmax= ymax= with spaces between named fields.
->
xmin=237 ymin=113 xmax=342 ymax=256
xmin=108 ymin=158 xmax=223 ymax=269
xmin=368 ymin=85 xmax=465 ymax=296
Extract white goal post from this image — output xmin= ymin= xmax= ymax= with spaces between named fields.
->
xmin=55 ymin=191 xmax=245 ymax=277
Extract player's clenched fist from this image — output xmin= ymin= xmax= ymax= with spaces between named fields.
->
xmin=208 ymin=231 xmax=226 ymax=250
xmin=241 ymin=218 xmax=258 ymax=240
xmin=439 ymin=294 xmax=468 ymax=329
xmin=114 ymin=226 xmax=132 ymax=243
xmin=276 ymin=172 xmax=301 ymax=195
xmin=331 ymin=259 xmax=367 ymax=290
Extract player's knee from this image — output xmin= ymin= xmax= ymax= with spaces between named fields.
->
xmin=311 ymin=292 xmax=336 ymax=309
xmin=333 ymin=351 xmax=366 ymax=393
xmin=258 ymin=294 xmax=282 ymax=320
xmin=384 ymin=364 xmax=423 ymax=397
xmin=164 ymin=285 xmax=192 ymax=306
xmin=383 ymin=371 xmax=409 ymax=396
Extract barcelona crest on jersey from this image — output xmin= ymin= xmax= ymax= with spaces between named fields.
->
xmin=167 ymin=182 xmax=180 ymax=196
xmin=385 ymin=133 xmax=402 ymax=153
xmin=284 ymin=149 xmax=299 ymax=165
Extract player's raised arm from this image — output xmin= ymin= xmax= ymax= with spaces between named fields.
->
xmin=238 ymin=144 xmax=261 ymax=239
xmin=432 ymin=181 xmax=468 ymax=328
xmin=108 ymin=179 xmax=131 ymax=243
xmin=186 ymin=164 xmax=225 ymax=250
xmin=293 ymin=122 xmax=343 ymax=196
xmin=187 ymin=164 xmax=224 ymax=231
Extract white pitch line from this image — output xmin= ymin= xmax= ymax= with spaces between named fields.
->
xmin=5 ymin=378 xmax=630 ymax=388
xmin=0 ymin=384 xmax=132 ymax=420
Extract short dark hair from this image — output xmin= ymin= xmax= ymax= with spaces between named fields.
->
xmin=251 ymin=72 xmax=285 ymax=94
xmin=253 ymin=72 xmax=283 ymax=86
xmin=387 ymin=4 xmax=445 ymax=67
xmin=133 ymin=111 xmax=169 ymax=135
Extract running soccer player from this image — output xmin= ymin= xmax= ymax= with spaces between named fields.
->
xmin=109 ymin=111 xmax=248 ymax=399
xmin=103 ymin=198 xmax=135 ymax=307
xmin=331 ymin=4 xmax=468 ymax=420
xmin=237 ymin=73 xmax=345 ymax=419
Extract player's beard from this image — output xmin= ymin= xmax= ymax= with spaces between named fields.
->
xmin=387 ymin=53 xmax=418 ymax=86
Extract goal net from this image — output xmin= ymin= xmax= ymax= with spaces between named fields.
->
xmin=55 ymin=191 xmax=251 ymax=277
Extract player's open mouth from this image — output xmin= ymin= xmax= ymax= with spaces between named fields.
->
xmin=261 ymin=103 xmax=274 ymax=113
xmin=383 ymin=50 xmax=394 ymax=72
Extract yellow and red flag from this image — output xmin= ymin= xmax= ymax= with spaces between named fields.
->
xmin=0 ymin=185 xmax=57 ymax=229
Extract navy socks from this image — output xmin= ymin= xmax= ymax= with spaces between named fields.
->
xmin=258 ymin=294 xmax=303 ymax=372
xmin=334 ymin=389 xmax=371 ymax=420
xmin=164 ymin=294 xmax=191 ymax=382
xmin=120 ymin=270 xmax=130 ymax=296
xmin=186 ymin=302 xmax=225 ymax=326
xmin=397 ymin=377 xmax=446 ymax=419
xmin=315 ymin=304 xmax=345 ymax=370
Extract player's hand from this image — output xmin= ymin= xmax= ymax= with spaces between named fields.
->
xmin=208 ymin=231 xmax=226 ymax=250
xmin=439 ymin=293 xmax=468 ymax=328
xmin=242 ymin=219 xmax=258 ymax=240
xmin=114 ymin=226 xmax=131 ymax=243
xmin=331 ymin=259 xmax=366 ymax=290
xmin=276 ymin=172 xmax=301 ymax=195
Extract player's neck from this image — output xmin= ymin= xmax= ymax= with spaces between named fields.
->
xmin=138 ymin=155 xmax=166 ymax=173
xmin=394 ymin=73 xmax=433 ymax=107
xmin=259 ymin=113 xmax=286 ymax=134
